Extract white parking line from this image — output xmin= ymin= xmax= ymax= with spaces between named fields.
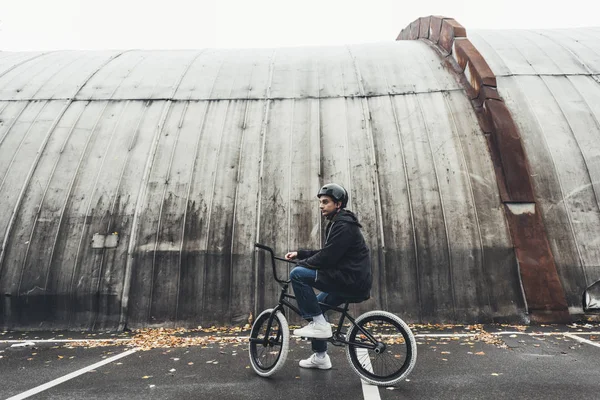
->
xmin=564 ymin=333 xmax=600 ymax=348
xmin=413 ymin=331 xmax=600 ymax=338
xmin=6 ymin=349 xmax=137 ymax=400
xmin=356 ymin=348 xmax=381 ymax=400
xmin=0 ymin=338 xmax=132 ymax=344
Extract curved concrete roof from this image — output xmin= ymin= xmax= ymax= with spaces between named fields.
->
xmin=0 ymin=43 xmax=460 ymax=101
xmin=2 ymin=23 xmax=598 ymax=330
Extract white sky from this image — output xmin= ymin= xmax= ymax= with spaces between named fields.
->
xmin=0 ymin=0 xmax=598 ymax=50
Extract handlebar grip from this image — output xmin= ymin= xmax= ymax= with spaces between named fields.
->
xmin=254 ymin=243 xmax=274 ymax=252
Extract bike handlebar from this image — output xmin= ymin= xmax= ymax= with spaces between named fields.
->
xmin=254 ymin=243 xmax=295 ymax=284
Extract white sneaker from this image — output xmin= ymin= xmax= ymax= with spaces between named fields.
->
xmin=293 ymin=321 xmax=332 ymax=339
xmin=299 ymin=353 xmax=332 ymax=370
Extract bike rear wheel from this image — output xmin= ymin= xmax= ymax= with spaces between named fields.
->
xmin=345 ymin=310 xmax=417 ymax=386
xmin=248 ymin=308 xmax=289 ymax=377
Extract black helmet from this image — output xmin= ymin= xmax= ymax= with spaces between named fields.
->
xmin=317 ymin=183 xmax=348 ymax=208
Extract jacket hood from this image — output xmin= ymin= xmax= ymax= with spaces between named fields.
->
xmin=331 ymin=209 xmax=363 ymax=227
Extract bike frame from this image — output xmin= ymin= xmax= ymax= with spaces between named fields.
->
xmin=253 ymin=243 xmax=379 ymax=350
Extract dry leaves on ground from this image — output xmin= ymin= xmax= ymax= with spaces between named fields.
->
xmin=66 ymin=326 xmax=249 ymax=351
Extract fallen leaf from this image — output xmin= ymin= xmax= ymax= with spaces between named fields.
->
xmin=475 ymin=351 xmax=485 ymax=355
xmin=142 ymin=375 xmax=152 ymax=379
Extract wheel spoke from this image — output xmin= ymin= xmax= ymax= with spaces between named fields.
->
xmin=347 ymin=312 xmax=416 ymax=384
xmin=249 ymin=310 xmax=289 ymax=376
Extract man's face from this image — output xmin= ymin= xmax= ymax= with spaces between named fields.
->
xmin=319 ymin=195 xmax=341 ymax=218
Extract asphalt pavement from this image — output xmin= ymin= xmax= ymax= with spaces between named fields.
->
xmin=1 ymin=323 xmax=599 ymax=400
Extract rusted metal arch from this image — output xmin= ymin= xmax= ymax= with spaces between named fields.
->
xmin=398 ymin=16 xmax=571 ymax=323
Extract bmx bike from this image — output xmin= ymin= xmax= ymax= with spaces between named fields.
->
xmin=249 ymin=243 xmax=417 ymax=386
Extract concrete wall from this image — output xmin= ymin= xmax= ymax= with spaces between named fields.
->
xmin=0 ymin=42 xmax=527 ymax=330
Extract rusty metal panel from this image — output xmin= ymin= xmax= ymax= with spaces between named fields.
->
xmin=471 ymin=28 xmax=600 ymax=314
xmin=491 ymin=74 xmax=600 ymax=311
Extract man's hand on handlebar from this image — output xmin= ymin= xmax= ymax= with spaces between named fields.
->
xmin=285 ymin=251 xmax=298 ymax=260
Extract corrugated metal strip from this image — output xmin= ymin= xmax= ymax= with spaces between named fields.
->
xmin=386 ymin=94 xmax=421 ymax=319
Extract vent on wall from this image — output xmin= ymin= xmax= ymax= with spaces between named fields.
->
xmin=91 ymin=232 xmax=120 ymax=249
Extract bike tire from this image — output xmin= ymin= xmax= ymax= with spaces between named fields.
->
xmin=345 ymin=310 xmax=417 ymax=386
xmin=248 ymin=308 xmax=289 ymax=377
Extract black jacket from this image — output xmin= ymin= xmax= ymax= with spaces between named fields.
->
xmin=297 ymin=209 xmax=372 ymax=299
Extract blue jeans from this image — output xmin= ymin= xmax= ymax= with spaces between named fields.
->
xmin=289 ymin=266 xmax=346 ymax=353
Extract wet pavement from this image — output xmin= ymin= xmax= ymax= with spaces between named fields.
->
xmin=1 ymin=323 xmax=599 ymax=400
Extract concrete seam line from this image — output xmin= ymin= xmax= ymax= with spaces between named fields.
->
xmin=5 ymin=349 xmax=137 ymax=400
xmin=0 ymin=338 xmax=132 ymax=343
xmin=356 ymin=348 xmax=382 ymax=400
xmin=2 ymin=331 xmax=599 ymax=344
xmin=564 ymin=333 xmax=600 ymax=348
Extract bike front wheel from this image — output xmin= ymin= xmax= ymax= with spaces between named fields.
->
xmin=248 ymin=308 xmax=289 ymax=377
xmin=345 ymin=310 xmax=417 ymax=386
